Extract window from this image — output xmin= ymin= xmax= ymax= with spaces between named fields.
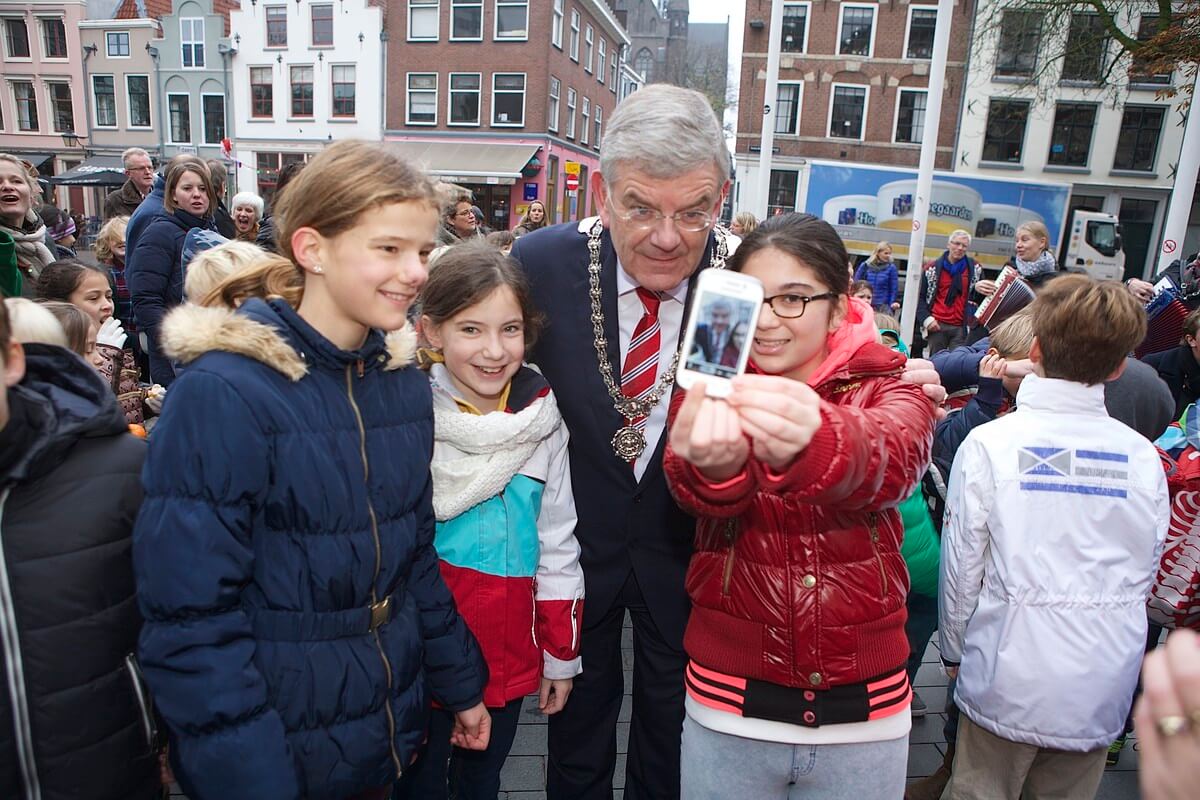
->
xmin=594 ymin=104 xmax=602 ymax=147
xmin=181 ymin=17 xmax=205 ymax=67
xmin=1130 ymin=15 xmax=1171 ymax=85
xmin=981 ymin=99 xmax=1030 ymax=163
xmin=585 ymin=25 xmax=594 ymax=73
xmin=569 ymin=10 xmax=579 ymax=61
xmin=451 ymin=0 xmax=482 ymax=40
xmin=92 ymin=75 xmax=117 ymax=127
xmin=598 ymin=39 xmax=606 ymax=83
xmin=290 ymin=66 xmax=313 ymax=117
xmin=838 ymin=5 xmax=875 ymax=57
xmin=106 ymin=31 xmax=130 ymax=57
xmin=610 ymin=49 xmax=618 ymax=91
xmin=1046 ymin=102 xmax=1096 ymax=167
xmin=126 ymin=75 xmax=151 ymax=127
xmin=4 ymin=18 xmax=30 ymax=58
xmin=781 ymin=3 xmax=809 ymax=53
xmin=408 ymin=0 xmax=439 ymax=40
xmin=311 ymin=4 xmax=333 ymax=46
xmin=492 ymin=73 xmax=525 ymax=126
xmin=48 ymin=83 xmax=73 ymax=132
xmin=496 ymin=0 xmax=528 ymax=40
xmin=250 ymin=67 xmax=273 ymax=117
xmin=775 ymin=82 xmax=801 ymax=135
xmin=41 ymin=18 xmax=67 ymax=58
xmin=768 ymin=170 xmax=798 ymax=217
xmin=580 ymin=96 xmax=589 ymax=144
xmin=13 ymin=81 xmax=36 ymax=130
xmin=895 ymin=89 xmax=927 ymax=144
xmin=552 ymin=0 xmax=563 ymax=48
xmin=995 ymin=10 xmax=1042 ymax=78
xmin=905 ymin=7 xmax=937 ymax=60
xmin=407 ymin=73 xmax=437 ymax=124
xmin=256 ymin=152 xmax=309 ymax=201
xmin=168 ymin=93 xmax=191 ymax=143
xmin=546 ymin=155 xmax=558 ymax=223
xmin=548 ymin=76 xmax=560 ymax=131
xmin=566 ymin=87 xmax=576 ymax=137
xmin=1060 ymin=13 xmax=1105 ymax=82
xmin=266 ymin=6 xmax=287 ymax=47
xmin=202 ymin=94 xmax=225 ymax=144
xmin=331 ymin=65 xmax=355 ymax=117
xmin=635 ymin=48 xmax=652 ymax=80
xmin=449 ymin=73 xmax=481 ymax=124
xmin=1113 ymin=106 xmax=1165 ymax=172
xmin=828 ymin=84 xmax=867 ymax=140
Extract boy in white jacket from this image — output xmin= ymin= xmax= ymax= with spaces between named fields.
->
xmin=939 ymin=275 xmax=1169 ymax=800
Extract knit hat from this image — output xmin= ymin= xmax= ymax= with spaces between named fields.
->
xmin=49 ymin=216 xmax=76 ymax=242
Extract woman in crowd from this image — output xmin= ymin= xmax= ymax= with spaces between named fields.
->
xmin=730 ymin=211 xmax=758 ymax=238
xmin=665 ymin=213 xmax=937 ymax=799
xmin=127 ymin=155 xmax=217 ymax=386
xmin=134 ymin=139 xmax=489 ymax=800
xmin=438 ymin=190 xmax=480 ymax=248
xmin=0 ymin=153 xmax=56 ymax=297
xmin=855 ymin=241 xmax=900 ymax=312
xmin=1008 ymin=220 xmax=1058 ymax=287
xmin=513 ymin=200 xmax=547 ymax=237
xmin=231 ymin=192 xmax=264 ymax=243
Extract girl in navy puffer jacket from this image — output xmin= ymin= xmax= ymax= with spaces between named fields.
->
xmin=133 ymin=140 xmax=489 ymax=800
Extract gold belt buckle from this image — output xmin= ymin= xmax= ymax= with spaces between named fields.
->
xmin=369 ymin=597 xmax=391 ymax=631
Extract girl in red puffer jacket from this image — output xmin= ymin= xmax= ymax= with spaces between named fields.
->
xmin=665 ymin=213 xmax=938 ymax=800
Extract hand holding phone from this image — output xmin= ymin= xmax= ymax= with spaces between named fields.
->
xmin=727 ymin=374 xmax=823 ymax=472
xmin=677 ymin=270 xmax=764 ymax=398
xmin=668 ymin=382 xmax=750 ymax=481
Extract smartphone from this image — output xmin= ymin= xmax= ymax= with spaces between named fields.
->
xmin=676 ymin=269 xmax=764 ymax=398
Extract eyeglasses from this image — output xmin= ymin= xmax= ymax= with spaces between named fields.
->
xmin=453 ymin=209 xmax=476 ymax=218
xmin=762 ymin=292 xmax=838 ymax=319
xmin=606 ymin=197 xmax=716 ymax=233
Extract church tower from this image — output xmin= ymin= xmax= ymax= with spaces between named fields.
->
xmin=664 ymin=0 xmax=689 ymax=85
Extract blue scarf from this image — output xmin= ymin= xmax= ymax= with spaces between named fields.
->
xmin=940 ymin=252 xmax=970 ymax=307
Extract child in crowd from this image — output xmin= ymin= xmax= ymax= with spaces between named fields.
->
xmin=665 ymin=213 xmax=937 ymax=798
xmin=1142 ymin=306 xmax=1200 ymax=418
xmin=485 ymin=229 xmax=515 ymax=254
xmin=939 ymin=275 xmax=1168 ymax=800
xmin=398 ymin=242 xmax=583 ymax=800
xmin=94 ymin=215 xmax=146 ymax=373
xmin=855 ymin=241 xmax=900 ymax=311
xmin=133 ymin=139 xmax=489 ymax=800
xmin=1009 ymin=220 xmax=1058 ymax=287
xmin=38 ymin=299 xmax=104 ymax=370
xmin=851 ymin=280 xmax=874 ymax=306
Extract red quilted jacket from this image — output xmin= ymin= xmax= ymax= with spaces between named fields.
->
xmin=665 ymin=335 xmax=937 ymax=691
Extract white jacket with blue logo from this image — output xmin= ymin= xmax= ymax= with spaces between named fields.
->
xmin=939 ymin=374 xmax=1168 ymax=751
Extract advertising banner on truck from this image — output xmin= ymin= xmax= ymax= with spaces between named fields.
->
xmin=806 ymin=162 xmax=1070 ymax=268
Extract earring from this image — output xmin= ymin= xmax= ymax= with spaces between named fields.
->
xmin=312 ymin=264 xmax=324 ymax=274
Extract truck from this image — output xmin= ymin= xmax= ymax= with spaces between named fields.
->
xmin=767 ymin=160 xmax=1123 ymax=278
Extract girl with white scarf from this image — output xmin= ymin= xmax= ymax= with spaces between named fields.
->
xmin=0 ymin=154 xmax=56 ymax=297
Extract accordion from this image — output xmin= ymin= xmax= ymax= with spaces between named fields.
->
xmin=973 ymin=267 xmax=1035 ymax=329
xmin=1137 ymin=287 xmax=1191 ymax=359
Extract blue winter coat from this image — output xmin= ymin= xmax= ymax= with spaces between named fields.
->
xmin=853 ymin=259 xmax=898 ymax=309
xmin=125 ymin=175 xmax=165 ymax=256
xmin=134 ymin=299 xmax=486 ymax=800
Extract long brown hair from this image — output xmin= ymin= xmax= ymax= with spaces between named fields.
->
xmin=163 ymin=156 xmax=217 ymax=215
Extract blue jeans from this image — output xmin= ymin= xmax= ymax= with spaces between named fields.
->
xmin=905 ymin=592 xmax=939 ymax=685
xmin=679 ymin=714 xmax=908 ymax=799
xmin=395 ymin=697 xmax=523 ymax=800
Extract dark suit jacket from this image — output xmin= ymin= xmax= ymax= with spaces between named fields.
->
xmin=511 ymin=220 xmax=718 ymax=649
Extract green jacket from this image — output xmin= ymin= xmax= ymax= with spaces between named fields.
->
xmin=0 ymin=230 xmax=19 ymax=298
xmin=898 ymin=487 xmax=939 ymax=598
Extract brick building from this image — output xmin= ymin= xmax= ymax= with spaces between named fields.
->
xmin=733 ymin=0 xmax=973 ymax=217
xmin=382 ymin=0 xmax=629 ymax=231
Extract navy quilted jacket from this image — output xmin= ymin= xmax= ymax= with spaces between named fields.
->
xmin=134 ymin=298 xmax=486 ymax=800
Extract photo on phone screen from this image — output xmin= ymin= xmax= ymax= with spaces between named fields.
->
xmin=683 ymin=291 xmax=759 ymax=381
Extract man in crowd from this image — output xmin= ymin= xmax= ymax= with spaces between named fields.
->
xmin=104 ymin=147 xmax=155 ymax=220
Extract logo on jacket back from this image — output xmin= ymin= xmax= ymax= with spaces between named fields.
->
xmin=1018 ymin=447 xmax=1129 ymax=498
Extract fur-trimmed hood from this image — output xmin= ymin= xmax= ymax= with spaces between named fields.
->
xmin=160 ymin=301 xmax=418 ymax=381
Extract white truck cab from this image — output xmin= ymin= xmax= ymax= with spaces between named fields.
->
xmin=1063 ymin=210 xmax=1125 ymax=281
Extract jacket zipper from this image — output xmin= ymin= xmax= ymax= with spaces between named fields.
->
xmin=721 ymin=519 xmax=738 ymax=595
xmin=0 ymin=489 xmax=42 ymax=800
xmin=124 ymin=653 xmax=159 ymax=755
xmin=868 ymin=513 xmax=888 ymax=598
xmin=345 ymin=364 xmax=403 ymax=779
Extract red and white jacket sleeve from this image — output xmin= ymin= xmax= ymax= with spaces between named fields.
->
xmin=535 ymin=420 xmax=584 ymax=680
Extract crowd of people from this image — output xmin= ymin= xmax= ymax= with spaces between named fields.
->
xmin=1 ymin=83 xmax=1200 ymax=800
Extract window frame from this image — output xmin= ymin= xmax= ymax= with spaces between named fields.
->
xmin=407 ymin=0 xmax=439 ymax=41
xmin=994 ymin=9 xmax=1043 ymax=79
xmin=598 ymin=38 xmax=606 ymax=84
xmin=201 ymin=92 xmax=226 ymax=145
xmin=781 ymin=1 xmax=810 ymax=54
xmin=46 ymin=81 xmax=73 ymax=133
xmin=3 ymin=18 xmax=32 ymax=60
xmin=450 ymin=0 xmax=483 ymax=42
xmin=180 ymin=17 xmax=205 ymax=68
xmin=893 ymin=87 xmax=929 ymax=145
xmin=39 ymin=17 xmax=68 ymax=60
xmin=1112 ymin=104 xmax=1166 ymax=172
xmin=310 ymin=4 xmax=334 ymax=47
xmin=827 ymin=82 xmax=868 ymax=141
xmin=768 ymin=169 xmax=799 ymax=217
xmin=167 ymin=91 xmax=192 ymax=144
xmin=330 ymin=64 xmax=356 ymax=119
xmin=980 ymin=97 xmax=1032 ymax=164
xmin=836 ymin=3 xmax=877 ymax=58
xmin=569 ymin=10 xmax=580 ymax=61
xmin=552 ymin=0 xmax=563 ymax=49
xmin=106 ymin=30 xmax=131 ymax=58
xmin=548 ymin=76 xmax=560 ymax=132
xmin=125 ymin=74 xmax=152 ymax=128
xmin=903 ymin=5 xmax=937 ymax=61
xmin=406 ymin=72 xmax=438 ymax=125
xmin=289 ymin=64 xmax=314 ymax=119
xmin=1129 ymin=14 xmax=1172 ymax=86
xmin=265 ymin=6 xmax=288 ymax=48
xmin=1045 ymin=101 xmax=1097 ymax=168
xmin=491 ymin=72 xmax=526 ymax=127
xmin=775 ymin=81 xmax=802 ymax=136
xmin=593 ymin=103 xmax=602 ymax=149
xmin=580 ymin=95 xmax=589 ymax=144
xmin=1059 ymin=12 xmax=1106 ymax=84
xmin=91 ymin=74 xmax=118 ymax=129
xmin=495 ymin=0 xmax=528 ymax=42
xmin=12 ymin=80 xmax=38 ymax=130
xmin=250 ymin=66 xmax=274 ymax=119
xmin=584 ymin=24 xmax=594 ymax=73
xmin=566 ymin=86 xmax=577 ymax=138
xmin=448 ymin=71 xmax=482 ymax=126
xmin=610 ymin=49 xmax=618 ymax=92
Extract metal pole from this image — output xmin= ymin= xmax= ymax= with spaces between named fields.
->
xmin=1156 ymin=69 xmax=1200 ymax=274
xmin=754 ymin=0 xmax=784 ymax=220
xmin=899 ymin=0 xmax=956 ymax=346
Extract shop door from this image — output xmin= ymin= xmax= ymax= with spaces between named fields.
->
xmin=463 ymin=183 xmax=512 ymax=232
xmin=1119 ymin=198 xmax=1158 ymax=281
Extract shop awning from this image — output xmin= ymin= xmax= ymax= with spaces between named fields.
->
xmin=386 ymin=141 xmax=540 ymax=183
xmin=48 ymin=155 xmax=127 ymax=186
xmin=10 ymin=152 xmax=54 ymax=168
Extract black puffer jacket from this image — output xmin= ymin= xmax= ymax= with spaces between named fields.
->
xmin=0 ymin=344 xmax=159 ymax=800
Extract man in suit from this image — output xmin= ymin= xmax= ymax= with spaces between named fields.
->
xmin=692 ymin=299 xmax=735 ymax=368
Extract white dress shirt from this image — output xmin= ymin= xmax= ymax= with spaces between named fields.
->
xmin=616 ymin=261 xmax=690 ymax=481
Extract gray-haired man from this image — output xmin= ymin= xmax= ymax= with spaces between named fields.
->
xmin=103 ymin=147 xmax=155 ymax=220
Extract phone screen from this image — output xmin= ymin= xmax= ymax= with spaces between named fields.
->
xmin=683 ymin=289 xmax=760 ymax=380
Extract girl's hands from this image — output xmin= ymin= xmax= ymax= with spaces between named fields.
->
xmin=979 ymin=353 xmax=1007 ymax=380
xmin=726 ymin=374 xmax=822 ymax=472
xmin=669 ymin=382 xmax=750 ymax=481
xmin=539 ymin=677 xmax=573 ymax=715
xmin=451 ymin=702 xmax=491 ymax=751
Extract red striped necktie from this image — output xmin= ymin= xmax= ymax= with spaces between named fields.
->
xmin=620 ymin=287 xmax=662 ymax=459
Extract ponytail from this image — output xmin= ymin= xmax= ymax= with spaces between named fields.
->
xmin=204 ymin=253 xmax=305 ymax=309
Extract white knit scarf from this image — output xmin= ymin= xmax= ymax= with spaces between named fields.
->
xmin=430 ymin=369 xmax=562 ymax=521
xmin=0 ymin=209 xmax=55 ymax=280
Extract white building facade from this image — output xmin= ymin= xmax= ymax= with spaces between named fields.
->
xmin=227 ymin=0 xmax=383 ymax=200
